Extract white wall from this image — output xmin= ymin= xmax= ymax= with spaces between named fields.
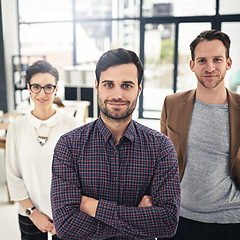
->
xmin=1 ymin=0 xmax=19 ymax=112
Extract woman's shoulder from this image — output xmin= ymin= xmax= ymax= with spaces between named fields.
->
xmin=56 ymin=112 xmax=79 ymax=128
xmin=9 ymin=114 xmax=28 ymax=127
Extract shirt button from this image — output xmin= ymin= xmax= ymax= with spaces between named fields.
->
xmin=114 ymin=177 xmax=118 ymax=181
xmin=114 ymin=151 xmax=117 ymax=155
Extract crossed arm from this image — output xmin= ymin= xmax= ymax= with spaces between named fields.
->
xmin=51 ymin=136 xmax=180 ymax=239
xmin=80 ymin=195 xmax=153 ymax=218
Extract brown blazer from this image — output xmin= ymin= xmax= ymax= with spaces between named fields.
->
xmin=160 ymin=88 xmax=240 ymax=190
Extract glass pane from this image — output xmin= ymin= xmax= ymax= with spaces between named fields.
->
xmin=74 ymin=20 xmax=139 ymax=86
xmin=143 ymin=0 xmax=215 ymax=17
xmin=19 ymin=0 xmax=72 ymax=22
xmin=75 ymin=0 xmax=140 ymax=19
xmin=222 ymin=22 xmax=240 ymax=93
xmin=20 ymin=23 xmax=73 ymax=73
xmin=220 ymin=0 xmax=240 ymax=14
xmin=177 ymin=23 xmax=211 ymax=92
xmin=76 ymin=20 xmax=140 ymax=63
xmin=143 ymin=23 xmax=175 ymax=118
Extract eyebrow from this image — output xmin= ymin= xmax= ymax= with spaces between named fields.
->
xmin=101 ymin=80 xmax=136 ymax=85
xmin=196 ymin=55 xmax=224 ymax=60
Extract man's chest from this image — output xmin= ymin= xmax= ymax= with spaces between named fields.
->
xmin=76 ymin=144 xmax=155 ymax=206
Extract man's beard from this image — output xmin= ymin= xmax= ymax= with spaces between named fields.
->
xmin=198 ymin=73 xmax=225 ymax=89
xmin=98 ymin=96 xmax=138 ymax=122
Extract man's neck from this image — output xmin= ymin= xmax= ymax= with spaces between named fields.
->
xmin=196 ymin=85 xmax=228 ymax=105
xmin=100 ymin=113 xmax=132 ymax=146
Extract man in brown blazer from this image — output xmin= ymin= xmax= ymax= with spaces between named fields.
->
xmin=161 ymin=30 xmax=240 ymax=240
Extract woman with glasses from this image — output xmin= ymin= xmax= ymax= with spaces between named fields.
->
xmin=6 ymin=60 xmax=78 ymax=240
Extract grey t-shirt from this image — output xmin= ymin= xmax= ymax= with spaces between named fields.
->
xmin=180 ymin=98 xmax=240 ymax=223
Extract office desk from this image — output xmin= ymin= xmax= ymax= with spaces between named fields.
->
xmin=0 ymin=124 xmax=7 ymax=148
xmin=0 ymin=135 xmax=6 ymax=149
xmin=0 ymin=113 xmax=22 ymax=149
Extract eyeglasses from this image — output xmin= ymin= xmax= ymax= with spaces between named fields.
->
xmin=29 ymin=84 xmax=57 ymax=94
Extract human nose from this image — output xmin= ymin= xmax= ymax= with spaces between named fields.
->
xmin=113 ymin=86 xmax=123 ymax=99
xmin=205 ymin=61 xmax=215 ymax=72
xmin=38 ymin=87 xmax=46 ymax=95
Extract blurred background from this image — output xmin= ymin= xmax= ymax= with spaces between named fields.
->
xmin=0 ymin=1 xmax=240 ymax=239
xmin=1 ymin=0 xmax=240 ymax=120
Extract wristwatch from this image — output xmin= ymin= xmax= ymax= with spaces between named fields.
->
xmin=25 ymin=206 xmax=36 ymax=216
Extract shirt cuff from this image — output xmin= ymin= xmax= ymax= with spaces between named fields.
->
xmin=95 ymin=199 xmax=116 ymax=226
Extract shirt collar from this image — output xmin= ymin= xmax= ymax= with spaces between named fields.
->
xmin=27 ymin=110 xmax=61 ymax=129
xmin=97 ymin=116 xmax=135 ymax=143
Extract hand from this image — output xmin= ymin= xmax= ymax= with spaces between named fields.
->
xmin=49 ymin=226 xmax=56 ymax=236
xmin=138 ymin=195 xmax=153 ymax=208
xmin=29 ymin=210 xmax=55 ymax=233
xmin=80 ymin=195 xmax=98 ymax=217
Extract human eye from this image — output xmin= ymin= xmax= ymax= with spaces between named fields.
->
xmin=45 ymin=84 xmax=54 ymax=90
xmin=32 ymin=84 xmax=40 ymax=90
xmin=123 ymin=84 xmax=131 ymax=89
xmin=197 ymin=59 xmax=205 ymax=64
xmin=214 ymin=58 xmax=223 ymax=62
xmin=44 ymin=84 xmax=55 ymax=93
xmin=104 ymin=82 xmax=113 ymax=88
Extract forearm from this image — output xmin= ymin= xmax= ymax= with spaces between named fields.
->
xmin=93 ymin=141 xmax=181 ymax=239
xmin=80 ymin=195 xmax=98 ymax=217
xmin=80 ymin=195 xmax=156 ymax=238
xmin=52 ymin=178 xmax=178 ymax=239
xmin=18 ymin=198 xmax=35 ymax=211
xmin=95 ymin=198 xmax=179 ymax=239
xmin=51 ymin=174 xmax=124 ymax=239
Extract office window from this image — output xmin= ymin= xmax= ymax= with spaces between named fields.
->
xmin=143 ymin=23 xmax=175 ymax=118
xmin=219 ymin=0 xmax=240 ymax=14
xmin=20 ymin=22 xmax=73 ymax=72
xmin=222 ymin=22 xmax=240 ymax=93
xmin=177 ymin=22 xmax=211 ymax=92
xmin=75 ymin=0 xmax=140 ymax=19
xmin=16 ymin=0 xmax=240 ymax=118
xmin=76 ymin=20 xmax=139 ymax=65
xmin=18 ymin=0 xmax=72 ymax=22
xmin=142 ymin=0 xmax=215 ymax=17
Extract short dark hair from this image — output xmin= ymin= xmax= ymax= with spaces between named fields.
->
xmin=26 ymin=60 xmax=59 ymax=84
xmin=190 ymin=30 xmax=231 ymax=60
xmin=95 ymin=48 xmax=143 ymax=85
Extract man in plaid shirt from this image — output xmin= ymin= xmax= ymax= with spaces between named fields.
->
xmin=51 ymin=48 xmax=180 ymax=239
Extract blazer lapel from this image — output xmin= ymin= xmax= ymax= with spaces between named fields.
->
xmin=227 ymin=89 xmax=240 ymax=174
xmin=179 ymin=90 xmax=196 ymax=165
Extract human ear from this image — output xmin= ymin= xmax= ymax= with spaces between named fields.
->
xmin=189 ymin=60 xmax=195 ymax=72
xmin=95 ymin=79 xmax=99 ymax=94
xmin=138 ymin=81 xmax=142 ymax=96
xmin=226 ymin=57 xmax=232 ymax=70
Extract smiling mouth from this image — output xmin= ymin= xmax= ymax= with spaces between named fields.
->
xmin=203 ymin=75 xmax=218 ymax=78
xmin=109 ymin=102 xmax=126 ymax=107
xmin=37 ymin=99 xmax=47 ymax=103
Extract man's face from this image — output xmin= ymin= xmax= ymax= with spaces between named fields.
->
xmin=95 ymin=63 xmax=141 ymax=121
xmin=190 ymin=39 xmax=232 ymax=89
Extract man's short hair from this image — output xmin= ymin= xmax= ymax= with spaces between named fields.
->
xmin=190 ymin=29 xmax=231 ymax=60
xmin=95 ymin=48 xmax=143 ymax=85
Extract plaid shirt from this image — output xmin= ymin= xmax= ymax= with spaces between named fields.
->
xmin=51 ymin=117 xmax=180 ymax=239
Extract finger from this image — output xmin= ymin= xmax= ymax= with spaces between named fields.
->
xmin=50 ymin=228 xmax=56 ymax=235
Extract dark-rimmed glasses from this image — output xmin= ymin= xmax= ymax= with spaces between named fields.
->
xmin=29 ymin=84 xmax=57 ymax=94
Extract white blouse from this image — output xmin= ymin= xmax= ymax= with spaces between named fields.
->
xmin=6 ymin=111 xmax=79 ymax=217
